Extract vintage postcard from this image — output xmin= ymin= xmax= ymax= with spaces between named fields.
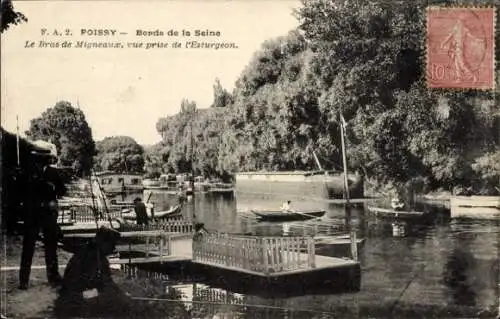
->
xmin=1 ymin=0 xmax=499 ymax=318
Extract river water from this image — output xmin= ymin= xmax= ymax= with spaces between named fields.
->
xmin=114 ymin=190 xmax=499 ymax=318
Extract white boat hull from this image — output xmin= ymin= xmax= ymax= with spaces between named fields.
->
xmin=450 ymin=196 xmax=500 ymax=208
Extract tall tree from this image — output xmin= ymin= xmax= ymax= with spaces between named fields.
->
xmin=211 ymin=78 xmax=233 ymax=108
xmin=94 ymin=136 xmax=145 ymax=173
xmin=143 ymin=142 xmax=171 ymax=178
xmin=26 ymin=101 xmax=96 ymax=176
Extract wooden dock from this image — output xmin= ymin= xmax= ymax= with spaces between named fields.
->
xmin=60 ymin=220 xmax=361 ymax=292
xmin=124 ymin=232 xmax=358 ymax=290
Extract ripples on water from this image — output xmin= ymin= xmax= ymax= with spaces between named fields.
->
xmin=107 ymin=191 xmax=499 ymax=318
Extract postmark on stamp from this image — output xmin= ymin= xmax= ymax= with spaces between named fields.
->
xmin=426 ymin=7 xmax=496 ymax=89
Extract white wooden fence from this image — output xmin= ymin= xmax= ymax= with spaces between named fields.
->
xmin=119 ymin=220 xmax=194 ymax=234
xmin=58 ymin=204 xmax=123 ymax=224
xmin=192 ymin=233 xmax=315 ymax=274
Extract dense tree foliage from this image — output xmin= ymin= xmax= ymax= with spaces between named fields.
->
xmin=94 ymin=136 xmax=145 ymax=173
xmin=143 ymin=143 xmax=170 ymax=178
xmin=155 ymin=99 xmax=227 ymax=177
xmin=151 ymin=0 xmax=498 ymax=194
xmin=26 ymin=101 xmax=96 ymax=176
xmin=0 ymin=0 xmax=27 ymax=33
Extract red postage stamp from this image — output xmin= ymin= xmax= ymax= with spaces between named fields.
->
xmin=426 ymin=7 xmax=496 ymax=89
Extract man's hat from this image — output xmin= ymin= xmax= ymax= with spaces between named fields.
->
xmin=30 ymin=140 xmax=57 ymax=158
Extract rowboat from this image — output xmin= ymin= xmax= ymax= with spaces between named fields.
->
xmin=367 ymin=206 xmax=426 ymax=218
xmin=252 ymin=209 xmax=326 ymax=222
xmin=152 ymin=205 xmax=182 ymax=219
xmin=121 ymin=205 xmax=182 ymax=221
xmin=314 ymin=234 xmax=365 ymax=247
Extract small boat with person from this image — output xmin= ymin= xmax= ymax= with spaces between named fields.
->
xmin=391 ymin=197 xmax=405 ymax=210
xmin=252 ymin=209 xmax=326 ymax=222
xmin=121 ymin=204 xmax=182 ymax=221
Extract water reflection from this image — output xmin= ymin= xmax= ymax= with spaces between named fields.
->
xmin=105 ymin=190 xmax=498 ymax=317
xmin=444 ymin=245 xmax=477 ymax=306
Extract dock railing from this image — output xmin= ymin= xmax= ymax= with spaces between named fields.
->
xmin=114 ymin=231 xmax=173 ymax=263
xmin=58 ymin=204 xmax=123 ymax=224
xmin=192 ymin=233 xmax=315 ymax=274
xmin=58 ymin=204 xmax=194 ymax=235
xmin=119 ymin=219 xmax=194 ymax=234
xmin=63 ymin=230 xmax=174 ymax=263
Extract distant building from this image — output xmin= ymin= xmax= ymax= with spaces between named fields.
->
xmin=92 ymin=171 xmax=144 ymax=194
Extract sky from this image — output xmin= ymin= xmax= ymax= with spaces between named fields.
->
xmin=1 ymin=0 xmax=300 ymax=145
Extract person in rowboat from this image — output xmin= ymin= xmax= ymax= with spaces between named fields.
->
xmin=280 ymin=200 xmax=292 ymax=211
xmin=391 ymin=197 xmax=405 ymax=211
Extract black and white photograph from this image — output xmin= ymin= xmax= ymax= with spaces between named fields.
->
xmin=1 ymin=0 xmax=499 ymax=318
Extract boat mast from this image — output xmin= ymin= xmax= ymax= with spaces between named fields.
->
xmin=340 ymin=113 xmax=357 ymax=261
xmin=339 ymin=113 xmax=350 ymax=207
xmin=190 ymin=108 xmax=196 ymax=221
xmin=190 ymin=111 xmax=195 ymax=197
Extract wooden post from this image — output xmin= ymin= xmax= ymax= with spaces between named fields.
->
xmin=350 ymin=230 xmax=358 ymax=261
xmin=159 ymin=234 xmax=164 ymax=263
xmin=167 ymin=235 xmax=172 ymax=257
xmin=16 ymin=115 xmax=20 ymax=166
xmin=262 ymin=238 xmax=269 ymax=274
xmin=128 ymin=242 xmax=132 ymax=278
xmin=308 ymin=237 xmax=316 ymax=268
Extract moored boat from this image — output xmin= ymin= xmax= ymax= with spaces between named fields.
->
xmin=314 ymin=234 xmax=365 ymax=247
xmin=208 ymin=182 xmax=234 ymax=194
xmin=235 ymin=171 xmax=364 ymax=200
xmin=121 ymin=204 xmax=182 ymax=221
xmin=449 ymin=195 xmax=500 ymax=219
xmin=252 ymin=209 xmax=326 ymax=222
xmin=367 ymin=206 xmax=426 ymax=218
xmin=450 ymin=196 xmax=500 ymax=209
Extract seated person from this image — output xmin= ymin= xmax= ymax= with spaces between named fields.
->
xmin=280 ymin=200 xmax=292 ymax=211
xmin=390 ymin=197 xmax=405 ymax=211
xmin=55 ymin=227 xmax=130 ymax=317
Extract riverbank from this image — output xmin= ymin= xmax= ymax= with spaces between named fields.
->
xmin=1 ymin=235 xmax=191 ymax=318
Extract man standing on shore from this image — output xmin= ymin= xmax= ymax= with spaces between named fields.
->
xmin=133 ymin=197 xmax=149 ymax=226
xmin=19 ymin=141 xmax=66 ymax=290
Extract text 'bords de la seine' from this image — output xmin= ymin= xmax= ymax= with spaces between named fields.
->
xmin=76 ymin=29 xmax=223 ymax=37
